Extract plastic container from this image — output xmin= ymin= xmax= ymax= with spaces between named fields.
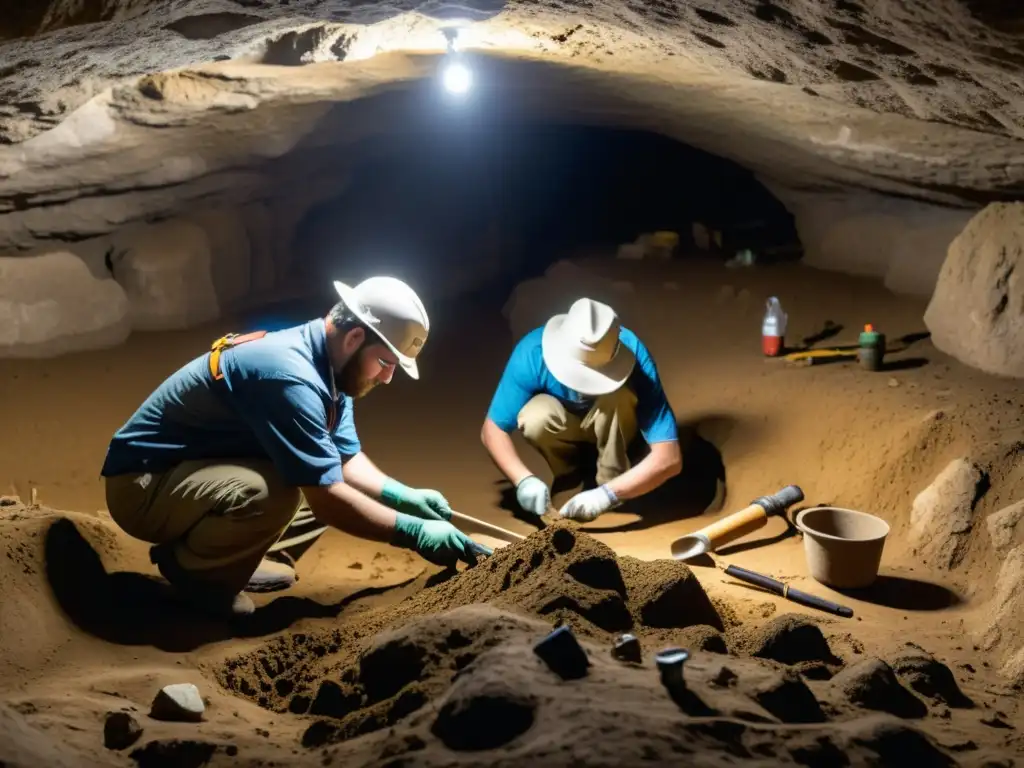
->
xmin=794 ymin=506 xmax=890 ymax=589
xmin=857 ymin=324 xmax=886 ymax=371
xmin=762 ymin=297 xmax=787 ymax=357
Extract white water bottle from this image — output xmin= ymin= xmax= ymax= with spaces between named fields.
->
xmin=762 ymin=297 xmax=787 ymax=357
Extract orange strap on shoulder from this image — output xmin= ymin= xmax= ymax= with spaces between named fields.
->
xmin=208 ymin=331 xmax=268 ymax=381
xmin=208 ymin=329 xmax=338 ymax=432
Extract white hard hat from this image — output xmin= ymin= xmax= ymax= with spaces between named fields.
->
xmin=333 ymin=276 xmax=430 ymax=379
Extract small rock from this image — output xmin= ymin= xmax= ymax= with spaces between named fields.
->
xmin=0 ymin=496 xmax=18 ymax=506
xmin=888 ymin=377 xmax=900 ymax=387
xmin=348 ymin=562 xmax=363 ymax=569
xmin=611 ymin=633 xmax=642 ymax=664
xmin=104 ymin=711 xmax=143 ymax=750
xmin=150 ymin=683 xmax=205 ymax=723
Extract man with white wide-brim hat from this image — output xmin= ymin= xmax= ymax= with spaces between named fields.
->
xmin=482 ymin=297 xmax=682 ymax=522
xmin=102 ymin=276 xmax=486 ymax=619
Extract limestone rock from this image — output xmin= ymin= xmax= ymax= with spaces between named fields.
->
xmin=980 ymin=546 xmax=1024 ymax=686
xmin=909 ymin=458 xmax=984 ymax=569
xmin=111 ymin=219 xmax=220 ymax=331
xmin=925 ymin=203 xmax=1024 ymax=378
xmin=986 ymin=500 xmax=1024 ymax=559
xmin=0 ymin=251 xmax=130 ymax=358
xmin=766 ymin=185 xmax=974 ymax=295
xmin=242 ymin=202 xmax=276 ymax=298
xmin=150 ymin=683 xmax=205 ymax=723
xmin=187 ymin=208 xmax=252 ymax=311
xmin=103 ymin=711 xmax=143 ymax=750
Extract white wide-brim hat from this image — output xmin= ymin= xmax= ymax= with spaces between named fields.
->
xmin=541 ymin=298 xmax=636 ymax=397
xmin=334 ymin=278 xmax=429 ymax=380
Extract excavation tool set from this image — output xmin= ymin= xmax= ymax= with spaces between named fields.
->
xmin=760 ymin=297 xmax=900 ymax=370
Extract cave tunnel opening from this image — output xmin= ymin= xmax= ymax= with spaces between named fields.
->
xmin=288 ymin=117 xmax=800 ymax=309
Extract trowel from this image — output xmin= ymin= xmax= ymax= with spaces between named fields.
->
xmin=670 ymin=485 xmax=804 ymax=562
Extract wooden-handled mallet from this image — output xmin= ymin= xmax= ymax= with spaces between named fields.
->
xmin=670 ymin=485 xmax=804 ymax=562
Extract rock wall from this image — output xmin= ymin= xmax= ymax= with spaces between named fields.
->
xmin=0 ymin=251 xmax=130 ymax=358
xmin=925 ymin=203 xmax=1024 ymax=378
xmin=763 ymin=182 xmax=977 ymax=297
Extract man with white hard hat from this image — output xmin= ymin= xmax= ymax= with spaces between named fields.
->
xmin=102 ymin=276 xmax=484 ymax=619
xmin=481 ymin=297 xmax=681 ymax=522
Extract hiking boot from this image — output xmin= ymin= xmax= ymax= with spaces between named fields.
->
xmin=150 ymin=544 xmax=256 ymax=619
xmin=245 ymin=557 xmax=297 ymax=594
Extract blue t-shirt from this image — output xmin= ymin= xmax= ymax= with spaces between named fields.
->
xmin=486 ymin=326 xmax=678 ymax=445
xmin=100 ymin=319 xmax=360 ymax=487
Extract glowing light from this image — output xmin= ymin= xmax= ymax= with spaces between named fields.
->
xmin=442 ymin=60 xmax=472 ymax=95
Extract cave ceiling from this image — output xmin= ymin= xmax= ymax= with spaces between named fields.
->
xmin=0 ymin=0 xmax=1022 ymax=252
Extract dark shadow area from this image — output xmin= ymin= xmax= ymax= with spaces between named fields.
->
xmin=883 ymin=357 xmax=929 ymax=371
xmin=44 ymin=517 xmax=416 ymax=653
xmin=495 ymin=416 xmax=729 ymax=533
xmin=837 ymin=575 xmax=962 ymax=611
xmin=290 ymin=113 xmax=800 ymax=300
xmin=800 ymin=321 xmax=844 ymax=348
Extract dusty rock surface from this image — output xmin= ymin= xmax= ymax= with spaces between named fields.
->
xmin=925 ymin=202 xmax=1024 ymax=377
xmin=0 ymin=0 xmax=1023 ymax=258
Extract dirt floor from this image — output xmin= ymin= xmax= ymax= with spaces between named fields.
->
xmin=1 ymin=255 xmax=1022 ymax=766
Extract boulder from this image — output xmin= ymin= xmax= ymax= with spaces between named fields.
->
xmin=110 ymin=219 xmax=220 ymax=331
xmin=924 ymin=203 xmax=1024 ymax=377
xmin=0 ymin=251 xmax=130 ymax=358
xmin=909 ymin=458 xmax=984 ymax=569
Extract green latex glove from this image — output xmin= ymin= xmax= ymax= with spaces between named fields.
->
xmin=392 ymin=513 xmax=490 ymax=567
xmin=381 ymin=479 xmax=453 ymax=521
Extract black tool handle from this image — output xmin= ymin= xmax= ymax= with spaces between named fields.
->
xmin=725 ymin=564 xmax=783 ymax=593
xmin=751 ymin=485 xmax=805 ymax=517
xmin=724 ymin=565 xmax=853 ymax=619
xmin=786 ymin=586 xmax=854 ymax=618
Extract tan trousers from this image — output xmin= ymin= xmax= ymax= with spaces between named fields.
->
xmin=517 ymin=389 xmax=638 ymax=487
xmin=105 ymin=460 xmax=301 ymax=595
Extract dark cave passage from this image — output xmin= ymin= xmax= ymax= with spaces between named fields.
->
xmin=290 ymin=121 xmax=800 ymax=301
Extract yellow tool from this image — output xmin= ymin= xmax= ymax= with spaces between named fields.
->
xmin=671 ymin=485 xmax=804 ymax=561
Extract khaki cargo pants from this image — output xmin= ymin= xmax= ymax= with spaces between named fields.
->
xmin=517 ymin=387 xmax=638 ymax=488
xmin=105 ymin=459 xmax=303 ymax=596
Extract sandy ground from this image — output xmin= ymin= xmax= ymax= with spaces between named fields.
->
xmin=1 ymin=255 xmax=1022 ymax=766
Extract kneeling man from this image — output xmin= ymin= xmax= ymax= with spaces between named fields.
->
xmin=481 ymin=297 xmax=681 ymax=522
xmin=101 ymin=276 xmax=483 ymax=618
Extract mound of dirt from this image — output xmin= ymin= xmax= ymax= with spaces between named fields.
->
xmin=219 ymin=523 xmax=723 ymax=713
xmin=226 ymin=602 xmax=966 ymax=765
xmin=402 ymin=523 xmax=724 ymax=636
xmin=212 ymin=525 xmax=1008 ymax=765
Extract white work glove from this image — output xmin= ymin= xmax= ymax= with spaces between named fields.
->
xmin=515 ymin=475 xmax=551 ymax=516
xmin=559 ymin=485 xmax=620 ymax=522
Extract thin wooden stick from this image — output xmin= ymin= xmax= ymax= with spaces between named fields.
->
xmin=450 ymin=510 xmax=527 ymax=543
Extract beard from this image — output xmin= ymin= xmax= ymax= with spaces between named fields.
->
xmin=334 ymin=346 xmax=379 ymax=399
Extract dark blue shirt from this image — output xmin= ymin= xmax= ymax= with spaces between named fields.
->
xmin=486 ymin=326 xmax=678 ymax=445
xmin=101 ymin=319 xmax=360 ymax=487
